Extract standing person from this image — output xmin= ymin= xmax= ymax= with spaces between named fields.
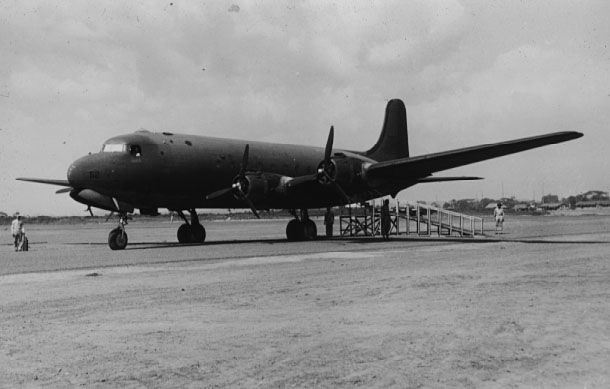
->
xmin=324 ymin=207 xmax=334 ymax=237
xmin=493 ymin=202 xmax=505 ymax=234
xmin=11 ymin=213 xmax=25 ymax=251
xmin=380 ymin=199 xmax=391 ymax=240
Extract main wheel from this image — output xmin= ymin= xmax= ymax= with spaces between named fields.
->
xmin=191 ymin=224 xmax=206 ymax=243
xmin=303 ymin=219 xmax=317 ymax=240
xmin=108 ymin=228 xmax=128 ymax=250
xmin=286 ymin=219 xmax=305 ymax=241
xmin=177 ymin=223 xmax=191 ymax=243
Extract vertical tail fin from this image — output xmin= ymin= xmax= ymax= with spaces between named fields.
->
xmin=365 ymin=99 xmax=409 ymax=161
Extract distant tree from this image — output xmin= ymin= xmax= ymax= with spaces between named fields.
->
xmin=479 ymin=198 xmax=495 ymax=210
xmin=542 ymin=194 xmax=559 ymax=204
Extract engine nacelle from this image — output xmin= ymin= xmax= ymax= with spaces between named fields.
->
xmin=317 ymin=154 xmax=359 ymax=188
xmin=240 ymin=173 xmax=288 ymax=203
xmin=241 ymin=174 xmax=269 ymax=203
xmin=70 ymin=189 xmax=134 ymax=213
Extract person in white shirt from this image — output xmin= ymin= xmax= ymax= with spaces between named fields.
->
xmin=493 ymin=203 xmax=505 ymax=234
xmin=11 ymin=214 xmax=25 ymax=251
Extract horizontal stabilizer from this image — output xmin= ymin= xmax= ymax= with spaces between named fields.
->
xmin=16 ymin=177 xmax=71 ymax=187
xmin=417 ymin=176 xmax=482 ymax=183
xmin=365 ymin=131 xmax=583 ymax=180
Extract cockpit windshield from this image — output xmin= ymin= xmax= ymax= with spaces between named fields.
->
xmin=102 ymin=143 xmax=127 ymax=153
xmin=102 ymin=142 xmax=142 ymax=156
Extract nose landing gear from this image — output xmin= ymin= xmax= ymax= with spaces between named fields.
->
xmin=176 ymin=209 xmax=206 ymax=244
xmin=108 ymin=214 xmax=129 ymax=250
xmin=286 ymin=209 xmax=317 ymax=241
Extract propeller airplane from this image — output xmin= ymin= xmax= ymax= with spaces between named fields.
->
xmin=17 ymin=99 xmax=582 ymax=250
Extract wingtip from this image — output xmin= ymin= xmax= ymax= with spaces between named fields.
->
xmin=562 ymin=131 xmax=583 ymax=139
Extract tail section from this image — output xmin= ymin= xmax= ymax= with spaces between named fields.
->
xmin=365 ymin=99 xmax=410 ymax=162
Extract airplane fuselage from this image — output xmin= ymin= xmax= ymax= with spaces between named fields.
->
xmin=67 ymin=130 xmax=390 ymax=212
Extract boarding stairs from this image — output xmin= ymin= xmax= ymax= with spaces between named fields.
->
xmin=339 ymin=200 xmax=484 ymax=238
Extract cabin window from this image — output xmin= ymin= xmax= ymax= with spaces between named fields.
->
xmin=102 ymin=143 xmax=127 ymax=153
xmin=129 ymin=144 xmax=142 ymax=157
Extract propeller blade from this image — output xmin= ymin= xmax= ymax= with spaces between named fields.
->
xmin=240 ymin=144 xmax=249 ymax=176
xmin=233 ymin=186 xmax=260 ymax=219
xmin=332 ymin=181 xmax=352 ymax=204
xmin=322 ymin=171 xmax=351 ymax=204
xmin=206 ymin=143 xmax=259 ymax=218
xmin=85 ymin=206 xmax=94 ymax=217
xmin=105 ymin=211 xmax=114 ymax=222
xmin=206 ymin=187 xmax=234 ymax=201
xmin=208 ymin=144 xmax=252 ymax=200
xmin=241 ymin=195 xmax=260 ymax=218
xmin=324 ymin=126 xmax=334 ymax=163
xmin=55 ymin=187 xmax=72 ymax=194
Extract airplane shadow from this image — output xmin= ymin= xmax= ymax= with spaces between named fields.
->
xmin=68 ymin=234 xmax=609 ymax=251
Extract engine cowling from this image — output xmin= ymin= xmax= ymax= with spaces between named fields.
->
xmin=238 ymin=173 xmax=286 ymax=203
xmin=240 ymin=174 xmax=268 ymax=203
xmin=317 ymin=154 xmax=358 ymax=188
xmin=70 ymin=189 xmax=134 ymax=213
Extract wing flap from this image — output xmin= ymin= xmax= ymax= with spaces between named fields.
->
xmin=366 ymin=131 xmax=582 ymax=179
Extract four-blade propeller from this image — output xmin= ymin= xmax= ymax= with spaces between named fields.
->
xmin=316 ymin=126 xmax=351 ymax=203
xmin=206 ymin=144 xmax=260 ymax=218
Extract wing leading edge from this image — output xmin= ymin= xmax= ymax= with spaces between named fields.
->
xmin=365 ymin=131 xmax=583 ymax=180
xmin=16 ymin=178 xmax=71 ymax=187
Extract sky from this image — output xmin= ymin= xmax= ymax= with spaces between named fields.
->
xmin=1 ymin=0 xmax=609 ymax=216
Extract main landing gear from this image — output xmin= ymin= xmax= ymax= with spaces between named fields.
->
xmin=108 ymin=214 xmax=130 ymax=250
xmin=176 ymin=209 xmax=206 ymax=244
xmin=286 ymin=209 xmax=317 ymax=241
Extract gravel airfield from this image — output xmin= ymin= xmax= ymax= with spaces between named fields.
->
xmin=1 ymin=216 xmax=609 ymax=387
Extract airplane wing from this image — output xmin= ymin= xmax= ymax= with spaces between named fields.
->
xmin=415 ymin=176 xmax=482 ymax=183
xmin=365 ymin=131 xmax=583 ymax=180
xmin=16 ymin=178 xmax=71 ymax=186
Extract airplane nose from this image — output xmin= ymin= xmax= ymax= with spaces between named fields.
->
xmin=67 ymin=157 xmax=88 ymax=188
xmin=67 ymin=162 xmax=79 ymax=187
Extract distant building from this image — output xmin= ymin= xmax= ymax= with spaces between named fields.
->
xmin=575 ymin=200 xmax=610 ymax=208
xmin=485 ymin=202 xmax=505 ymax=210
xmin=540 ymin=202 xmax=567 ymax=211
xmin=513 ymin=203 xmax=530 ymax=212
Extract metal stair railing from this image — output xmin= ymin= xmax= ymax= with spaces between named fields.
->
xmin=404 ymin=202 xmax=484 ymax=237
xmin=339 ymin=200 xmax=484 ymax=237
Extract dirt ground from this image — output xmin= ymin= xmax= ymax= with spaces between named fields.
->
xmin=1 ymin=216 xmax=609 ymax=387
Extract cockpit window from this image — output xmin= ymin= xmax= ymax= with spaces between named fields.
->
xmin=129 ymin=144 xmax=142 ymax=157
xmin=102 ymin=143 xmax=127 ymax=153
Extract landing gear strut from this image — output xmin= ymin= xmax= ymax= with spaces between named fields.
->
xmin=176 ymin=209 xmax=206 ymax=244
xmin=286 ymin=209 xmax=317 ymax=241
xmin=108 ymin=213 xmax=129 ymax=250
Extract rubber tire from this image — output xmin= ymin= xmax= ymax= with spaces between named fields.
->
xmin=191 ymin=224 xmax=206 ymax=243
xmin=108 ymin=228 xmax=128 ymax=250
xmin=303 ymin=219 xmax=317 ymax=240
xmin=177 ymin=223 xmax=191 ymax=243
xmin=286 ymin=219 xmax=305 ymax=241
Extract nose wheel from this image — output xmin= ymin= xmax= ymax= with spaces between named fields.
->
xmin=108 ymin=215 xmax=129 ymax=250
